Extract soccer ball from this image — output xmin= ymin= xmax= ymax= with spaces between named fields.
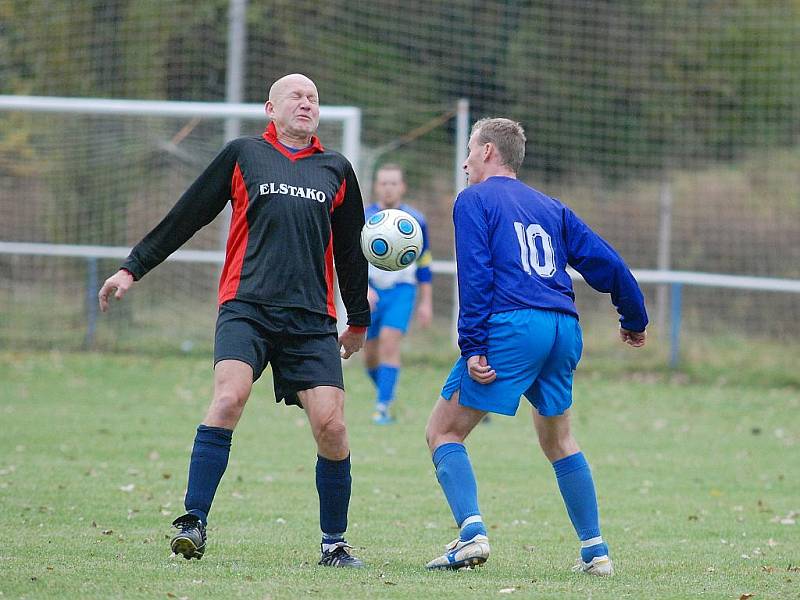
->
xmin=360 ymin=208 xmax=423 ymax=271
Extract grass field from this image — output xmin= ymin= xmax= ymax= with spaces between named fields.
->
xmin=1 ymin=344 xmax=798 ymax=599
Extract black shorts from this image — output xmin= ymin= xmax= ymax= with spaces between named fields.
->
xmin=214 ymin=300 xmax=344 ymax=407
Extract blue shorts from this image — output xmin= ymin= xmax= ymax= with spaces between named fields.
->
xmin=441 ymin=308 xmax=582 ymax=417
xmin=367 ymin=283 xmax=417 ymax=340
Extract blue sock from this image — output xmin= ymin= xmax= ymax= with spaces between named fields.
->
xmin=580 ymin=537 xmax=609 ymax=563
xmin=184 ymin=424 xmax=233 ymax=525
xmin=376 ymin=364 xmax=399 ymax=408
xmin=367 ymin=367 xmax=379 ymax=386
xmin=316 ymin=455 xmax=351 ymax=539
xmin=432 ymin=443 xmax=486 ymax=540
xmin=552 ymin=452 xmax=608 ymax=561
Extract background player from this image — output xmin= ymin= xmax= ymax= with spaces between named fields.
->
xmin=363 ymin=164 xmax=433 ymax=424
xmin=424 ymin=118 xmax=647 ymax=575
xmin=98 ymin=73 xmax=370 ymax=568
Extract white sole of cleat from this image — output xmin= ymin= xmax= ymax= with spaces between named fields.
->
xmin=427 ymin=553 xmax=489 ymax=570
xmin=426 ymin=535 xmax=490 ymax=571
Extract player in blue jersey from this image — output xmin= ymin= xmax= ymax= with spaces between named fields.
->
xmin=363 ymin=164 xmax=433 ymax=424
xmin=424 ymin=118 xmax=647 ymax=575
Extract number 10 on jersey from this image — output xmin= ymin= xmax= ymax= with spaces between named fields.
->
xmin=514 ymin=222 xmax=556 ymax=278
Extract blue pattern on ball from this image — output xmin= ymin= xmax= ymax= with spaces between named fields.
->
xmin=371 ymin=238 xmax=389 ymax=256
xmin=400 ymin=249 xmax=416 ymax=265
xmin=397 ymin=219 xmax=414 ymax=235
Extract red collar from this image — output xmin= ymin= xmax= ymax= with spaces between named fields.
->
xmin=262 ymin=121 xmax=325 ymax=160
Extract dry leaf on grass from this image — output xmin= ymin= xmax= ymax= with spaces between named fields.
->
xmin=770 ymin=511 xmax=797 ymax=525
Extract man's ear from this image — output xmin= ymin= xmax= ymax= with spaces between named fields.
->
xmin=482 ymin=142 xmax=493 ymax=161
xmin=265 ymin=100 xmax=273 ymax=118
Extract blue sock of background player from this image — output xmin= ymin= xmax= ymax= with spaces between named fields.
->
xmin=367 ymin=367 xmax=379 ymax=386
xmin=375 ymin=364 xmax=399 ymax=412
xmin=553 ymin=452 xmax=608 ymax=561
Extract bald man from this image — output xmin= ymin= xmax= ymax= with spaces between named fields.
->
xmin=98 ymin=74 xmax=370 ymax=567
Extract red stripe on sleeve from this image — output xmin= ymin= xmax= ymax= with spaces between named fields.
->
xmin=218 ymin=163 xmax=250 ymax=304
xmin=324 ymin=232 xmax=337 ymax=319
xmin=324 ymin=178 xmax=348 ymax=318
xmin=331 ymin=178 xmax=346 ymax=211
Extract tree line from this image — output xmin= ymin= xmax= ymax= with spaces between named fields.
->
xmin=2 ymin=0 xmax=798 ymax=179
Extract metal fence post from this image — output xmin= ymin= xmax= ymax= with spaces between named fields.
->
xmin=451 ymin=98 xmax=469 ymax=347
xmin=655 ymin=179 xmax=672 ymax=333
xmin=670 ymin=282 xmax=683 ymax=368
xmin=85 ymin=257 xmax=98 ymax=348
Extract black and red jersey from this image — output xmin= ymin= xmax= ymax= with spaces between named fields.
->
xmin=122 ymin=121 xmax=370 ymax=329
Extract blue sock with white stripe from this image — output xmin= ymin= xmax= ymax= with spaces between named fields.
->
xmin=580 ymin=536 xmax=608 ymax=563
xmin=552 ymin=452 xmax=608 ymax=561
xmin=376 ymin=364 xmax=399 ymax=408
xmin=432 ymin=443 xmax=487 ymax=541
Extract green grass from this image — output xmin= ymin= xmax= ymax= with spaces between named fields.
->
xmin=1 ymin=350 xmax=799 ymax=599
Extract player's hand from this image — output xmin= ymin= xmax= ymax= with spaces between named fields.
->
xmin=367 ymin=287 xmax=379 ymax=312
xmin=467 ymin=355 xmax=496 ymax=384
xmin=98 ymin=269 xmax=134 ymax=313
xmin=338 ymin=326 xmax=366 ymax=359
xmin=620 ymin=327 xmax=646 ymax=347
xmin=416 ymin=302 xmax=433 ymax=329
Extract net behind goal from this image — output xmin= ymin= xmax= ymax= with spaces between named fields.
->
xmin=0 ymin=100 xmax=359 ymax=352
xmin=2 ymin=1 xmax=800 ymax=359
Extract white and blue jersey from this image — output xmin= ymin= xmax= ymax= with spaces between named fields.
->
xmin=365 ymin=203 xmax=433 ymax=290
xmin=365 ymin=202 xmax=433 ymax=338
xmin=454 ymin=176 xmax=648 ymax=359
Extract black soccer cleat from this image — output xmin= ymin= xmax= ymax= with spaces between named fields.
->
xmin=318 ymin=541 xmax=365 ymax=568
xmin=170 ymin=514 xmax=206 ymax=560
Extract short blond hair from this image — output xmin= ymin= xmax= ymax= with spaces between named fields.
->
xmin=472 ymin=118 xmax=526 ymax=173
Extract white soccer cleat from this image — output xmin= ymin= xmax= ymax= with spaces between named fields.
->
xmin=426 ymin=534 xmax=490 ymax=570
xmin=572 ymin=555 xmax=614 ymax=577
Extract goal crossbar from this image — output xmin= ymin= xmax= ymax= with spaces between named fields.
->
xmin=0 ymin=95 xmax=362 ymax=168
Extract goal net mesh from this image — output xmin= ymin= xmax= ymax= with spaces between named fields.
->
xmin=1 ymin=0 xmax=799 ymax=354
